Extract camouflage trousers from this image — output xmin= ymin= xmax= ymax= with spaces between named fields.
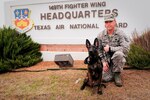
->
xmin=102 ymin=51 xmax=126 ymax=82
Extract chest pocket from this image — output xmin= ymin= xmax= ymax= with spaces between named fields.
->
xmin=111 ymin=36 xmax=120 ymax=46
xmin=102 ymin=36 xmax=109 ymax=46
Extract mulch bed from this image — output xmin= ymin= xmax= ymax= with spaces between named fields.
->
xmin=14 ymin=61 xmax=131 ymax=72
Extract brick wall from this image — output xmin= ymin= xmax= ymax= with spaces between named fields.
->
xmin=40 ymin=44 xmax=87 ymax=52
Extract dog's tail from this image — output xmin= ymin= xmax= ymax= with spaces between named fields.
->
xmin=84 ymin=57 xmax=89 ymax=64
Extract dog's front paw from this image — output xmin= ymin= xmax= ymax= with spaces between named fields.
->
xmin=97 ymin=90 xmax=103 ymax=95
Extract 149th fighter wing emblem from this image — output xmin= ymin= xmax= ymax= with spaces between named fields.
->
xmin=13 ymin=8 xmax=34 ymax=33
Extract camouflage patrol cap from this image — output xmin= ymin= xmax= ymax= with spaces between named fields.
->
xmin=104 ymin=13 xmax=116 ymax=22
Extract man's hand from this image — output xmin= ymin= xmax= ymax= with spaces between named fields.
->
xmin=104 ymin=44 xmax=110 ymax=52
xmin=102 ymin=61 xmax=109 ymax=72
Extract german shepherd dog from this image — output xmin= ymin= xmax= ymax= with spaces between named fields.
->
xmin=80 ymin=38 xmax=106 ymax=95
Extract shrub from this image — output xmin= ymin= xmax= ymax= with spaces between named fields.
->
xmin=127 ymin=29 xmax=150 ymax=69
xmin=0 ymin=27 xmax=42 ymax=72
xmin=131 ymin=29 xmax=150 ymax=51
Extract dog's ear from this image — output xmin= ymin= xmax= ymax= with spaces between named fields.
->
xmin=94 ymin=38 xmax=99 ymax=48
xmin=86 ymin=39 xmax=91 ymax=48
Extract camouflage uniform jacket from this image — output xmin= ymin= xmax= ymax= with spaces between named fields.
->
xmin=97 ymin=28 xmax=130 ymax=63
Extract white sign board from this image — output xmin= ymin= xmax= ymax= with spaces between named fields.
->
xmin=6 ymin=0 xmax=134 ymax=44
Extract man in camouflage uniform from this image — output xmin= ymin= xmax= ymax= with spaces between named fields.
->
xmin=97 ymin=13 xmax=130 ymax=87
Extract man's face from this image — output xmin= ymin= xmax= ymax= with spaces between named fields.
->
xmin=105 ymin=20 xmax=116 ymax=31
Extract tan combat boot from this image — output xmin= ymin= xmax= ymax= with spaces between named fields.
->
xmin=114 ymin=72 xmax=123 ymax=87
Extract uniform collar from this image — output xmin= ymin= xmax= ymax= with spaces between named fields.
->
xmin=104 ymin=27 xmax=118 ymax=36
